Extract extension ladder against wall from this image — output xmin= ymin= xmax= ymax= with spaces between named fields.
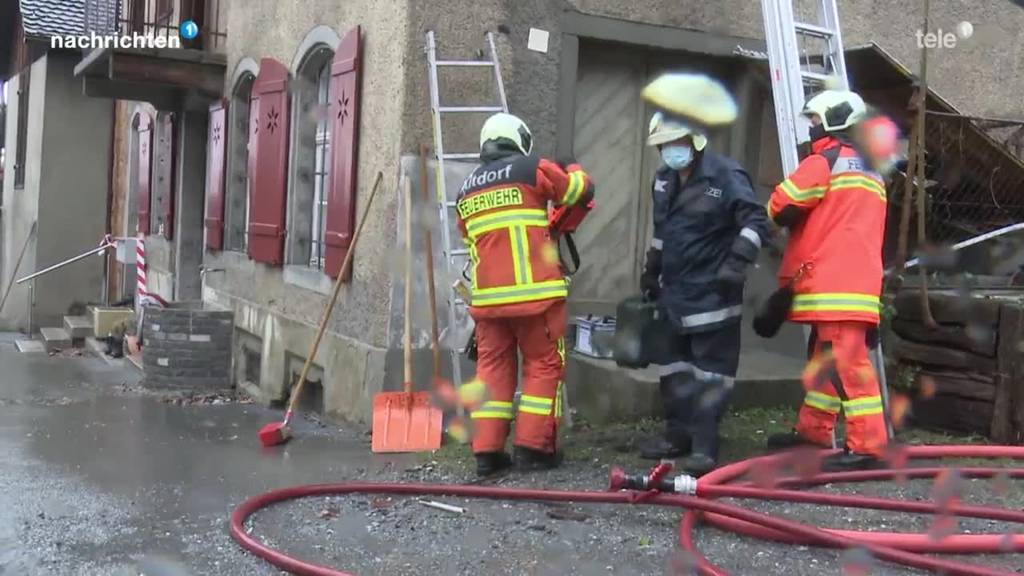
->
xmin=424 ymin=31 xmax=510 ymax=394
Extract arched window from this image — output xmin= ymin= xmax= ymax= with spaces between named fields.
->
xmin=287 ymin=26 xmax=340 ymax=270
xmin=225 ymin=58 xmax=258 ymax=252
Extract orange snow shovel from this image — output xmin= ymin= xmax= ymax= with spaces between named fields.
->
xmin=259 ymin=171 xmax=383 ymax=448
xmin=371 ymin=174 xmax=442 ymax=453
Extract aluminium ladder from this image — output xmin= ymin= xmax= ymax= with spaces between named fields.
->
xmin=425 ymin=31 xmax=509 ymax=398
xmin=760 ymin=0 xmax=894 ymax=441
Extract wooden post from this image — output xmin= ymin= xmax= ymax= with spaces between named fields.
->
xmin=991 ymin=302 xmax=1022 ymax=443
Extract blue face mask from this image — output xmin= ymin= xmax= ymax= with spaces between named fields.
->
xmin=661 ymin=144 xmax=694 ymax=170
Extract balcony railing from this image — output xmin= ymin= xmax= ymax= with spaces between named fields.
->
xmin=84 ymin=0 xmax=227 ymax=52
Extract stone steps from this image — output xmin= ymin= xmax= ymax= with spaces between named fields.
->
xmin=40 ymin=327 xmax=72 ymax=352
xmin=15 ymin=339 xmax=47 ymax=354
xmin=63 ymin=315 xmax=94 ymax=339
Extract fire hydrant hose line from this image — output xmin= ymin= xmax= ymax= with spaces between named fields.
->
xmin=229 ymin=445 xmax=1024 ymax=576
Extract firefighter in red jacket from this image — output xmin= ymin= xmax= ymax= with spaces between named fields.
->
xmin=764 ymin=90 xmax=889 ymax=471
xmin=458 ymin=112 xmax=593 ymax=476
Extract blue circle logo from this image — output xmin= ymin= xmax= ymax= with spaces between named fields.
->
xmin=180 ymin=20 xmax=199 ymax=40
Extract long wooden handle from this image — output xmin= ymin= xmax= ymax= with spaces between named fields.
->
xmin=403 ymin=174 xmax=414 ymax=390
xmin=418 ymin=144 xmax=441 ymax=379
xmin=286 ymin=171 xmax=384 ymax=415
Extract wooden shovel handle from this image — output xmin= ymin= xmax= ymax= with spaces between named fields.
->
xmin=404 ymin=174 xmax=414 ymax=391
xmin=286 ymin=171 xmax=384 ymax=414
xmin=418 ymin=144 xmax=442 ymax=380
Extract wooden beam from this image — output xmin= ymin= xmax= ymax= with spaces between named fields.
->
xmin=893 ymin=290 xmax=1001 ymax=326
xmin=917 ymin=369 xmax=995 ymax=402
xmin=890 ymin=318 xmax=996 ymax=357
xmin=82 ymin=77 xmax=181 ymax=111
xmin=110 ymin=53 xmax=224 ymax=96
xmin=889 ymin=332 xmax=997 ymax=374
xmin=994 ymin=302 xmax=1024 ymax=443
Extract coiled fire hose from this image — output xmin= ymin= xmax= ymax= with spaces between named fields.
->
xmin=230 ymin=445 xmax=1024 ymax=576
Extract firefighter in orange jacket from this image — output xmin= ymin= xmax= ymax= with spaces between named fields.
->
xmin=764 ymin=90 xmax=889 ymax=471
xmin=458 ymin=112 xmax=593 ymax=476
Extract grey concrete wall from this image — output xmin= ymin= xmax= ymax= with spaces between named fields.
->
xmin=1 ymin=53 xmax=111 ymax=331
xmin=34 ymin=52 xmax=112 ymax=329
xmin=0 ymin=61 xmax=43 ymax=331
xmin=174 ymin=111 xmax=207 ymax=301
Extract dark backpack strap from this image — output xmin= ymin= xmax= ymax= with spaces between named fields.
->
xmin=560 ymin=233 xmax=581 ymax=275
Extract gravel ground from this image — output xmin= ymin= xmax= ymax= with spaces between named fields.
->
xmin=1 ymin=335 xmax=1022 ymax=575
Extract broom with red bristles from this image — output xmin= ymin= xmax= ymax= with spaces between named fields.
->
xmin=259 ymin=171 xmax=383 ymax=448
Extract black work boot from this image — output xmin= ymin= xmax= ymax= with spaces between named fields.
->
xmin=677 ymin=453 xmax=717 ymax=477
xmin=475 ymin=452 xmax=512 ymax=477
xmin=639 ymin=436 xmax=692 ymax=460
xmin=767 ymin=429 xmax=828 ymax=451
xmin=513 ymin=446 xmax=563 ymax=471
xmin=821 ymin=450 xmax=884 ymax=472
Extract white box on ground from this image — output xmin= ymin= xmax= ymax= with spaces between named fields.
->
xmin=573 ymin=315 xmax=616 ymax=358
xmin=115 ymin=238 xmax=137 ymax=264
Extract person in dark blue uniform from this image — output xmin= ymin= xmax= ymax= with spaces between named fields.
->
xmin=639 ymin=112 xmax=770 ymax=475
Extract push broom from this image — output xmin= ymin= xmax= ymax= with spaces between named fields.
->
xmin=259 ymin=171 xmax=383 ymax=448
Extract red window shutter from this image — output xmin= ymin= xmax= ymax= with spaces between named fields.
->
xmin=137 ymin=114 xmax=153 ymax=235
xmin=204 ymin=99 xmax=228 ymax=250
xmin=157 ymin=113 xmax=177 ymax=240
xmin=324 ymin=26 xmax=363 ymax=279
xmin=247 ymin=58 xmax=290 ymax=264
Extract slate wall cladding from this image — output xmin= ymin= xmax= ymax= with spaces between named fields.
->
xmin=143 ymin=302 xmax=234 ymax=390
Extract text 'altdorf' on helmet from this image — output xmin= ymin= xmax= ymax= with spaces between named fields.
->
xmin=480 ymin=112 xmax=533 ymax=155
xmin=802 ymin=90 xmax=867 ymax=132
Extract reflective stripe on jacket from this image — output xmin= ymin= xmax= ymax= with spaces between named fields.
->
xmin=768 ymin=138 xmax=887 ymax=324
xmin=457 ymin=153 xmax=591 ymax=318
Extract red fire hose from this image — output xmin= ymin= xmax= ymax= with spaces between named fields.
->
xmin=230 ymin=445 xmax=1024 ymax=576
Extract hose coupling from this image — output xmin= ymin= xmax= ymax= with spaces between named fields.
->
xmin=608 ymin=465 xmax=698 ymax=495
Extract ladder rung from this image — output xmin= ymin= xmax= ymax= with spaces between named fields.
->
xmin=793 ymin=22 xmax=836 ymax=39
xmin=436 ymin=60 xmax=495 ymax=67
xmin=800 ymin=71 xmax=832 ymax=83
xmin=451 ymin=248 xmax=470 ymax=257
xmin=443 ymin=153 xmax=479 ymax=160
xmin=438 ymin=106 xmax=504 ymax=113
xmin=445 ymin=201 xmax=458 ymax=208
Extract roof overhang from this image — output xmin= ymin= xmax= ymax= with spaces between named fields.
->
xmin=74 ymin=46 xmax=226 ymax=111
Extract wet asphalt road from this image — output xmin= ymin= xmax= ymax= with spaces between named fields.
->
xmin=1 ymin=333 xmax=1022 ymax=575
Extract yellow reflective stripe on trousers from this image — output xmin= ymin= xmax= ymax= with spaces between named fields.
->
xmin=465 ymin=209 xmax=548 ymax=239
xmin=792 ymin=293 xmax=881 ymax=315
xmin=555 ymin=382 xmax=564 ymax=418
xmin=470 ymin=279 xmax=568 ymax=306
xmin=471 ymin=400 xmax=515 ymax=420
xmin=509 ymin=225 xmax=532 ymax=285
xmin=830 ymin=175 xmax=887 ymax=202
xmin=780 ymin=178 xmax=826 ymax=202
xmin=804 ymin=390 xmax=841 ymax=414
xmin=519 ymin=394 xmax=554 ymax=416
xmin=562 ymin=170 xmax=585 ymax=205
xmin=844 ymin=396 xmax=884 ymax=418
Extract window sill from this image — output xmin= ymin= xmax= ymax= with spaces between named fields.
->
xmin=283 ymin=265 xmax=333 ymax=296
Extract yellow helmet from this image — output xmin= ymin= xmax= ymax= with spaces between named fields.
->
xmin=641 ymin=72 xmax=737 ymax=126
xmin=480 ymin=112 xmax=533 ymax=155
xmin=647 ymin=112 xmax=708 ymax=151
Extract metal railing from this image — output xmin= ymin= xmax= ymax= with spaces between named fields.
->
xmin=84 ymin=0 xmax=227 ymax=52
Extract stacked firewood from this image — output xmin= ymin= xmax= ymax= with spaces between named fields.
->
xmin=887 ymin=289 xmax=1024 ymax=443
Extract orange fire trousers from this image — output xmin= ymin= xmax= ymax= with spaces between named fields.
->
xmin=470 ymin=301 xmax=566 ymax=455
xmin=796 ymin=321 xmax=888 ymax=457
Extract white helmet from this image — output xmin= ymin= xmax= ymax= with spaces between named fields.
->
xmin=480 ymin=112 xmax=533 ymax=155
xmin=802 ymin=90 xmax=867 ymax=132
xmin=647 ymin=112 xmax=708 ymax=151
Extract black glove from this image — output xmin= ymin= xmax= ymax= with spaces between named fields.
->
xmin=556 ymin=155 xmax=578 ymax=170
xmin=865 ymin=326 xmax=879 ymax=350
xmin=715 ymin=255 xmax=748 ymax=291
xmin=641 ymin=248 xmax=662 ymax=302
xmin=641 ymin=272 xmax=661 ymax=302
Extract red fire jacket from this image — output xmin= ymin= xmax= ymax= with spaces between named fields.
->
xmin=768 ymin=137 xmax=888 ymax=324
xmin=457 ymin=152 xmax=591 ymax=319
